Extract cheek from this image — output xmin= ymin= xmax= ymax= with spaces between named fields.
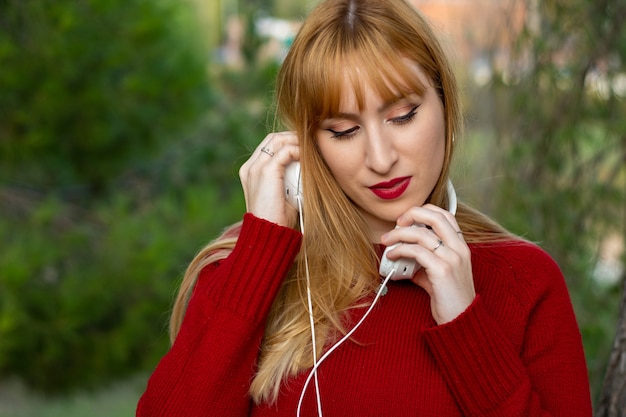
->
xmin=320 ymin=147 xmax=347 ymax=181
xmin=402 ymin=123 xmax=445 ymax=165
xmin=413 ymin=108 xmax=446 ymax=162
xmin=317 ymin=140 xmax=357 ymax=189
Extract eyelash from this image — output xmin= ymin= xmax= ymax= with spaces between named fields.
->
xmin=326 ymin=105 xmax=419 ymax=139
xmin=392 ymin=105 xmax=419 ymax=125
xmin=327 ymin=126 xmax=358 ymax=139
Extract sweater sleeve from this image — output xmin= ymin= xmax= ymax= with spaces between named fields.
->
xmin=136 ymin=213 xmax=302 ymax=417
xmin=422 ymin=243 xmax=592 ymax=417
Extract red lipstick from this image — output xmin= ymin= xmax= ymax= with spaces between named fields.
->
xmin=369 ymin=176 xmax=411 ymax=200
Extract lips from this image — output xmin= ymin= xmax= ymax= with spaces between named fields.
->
xmin=369 ymin=176 xmax=411 ymax=200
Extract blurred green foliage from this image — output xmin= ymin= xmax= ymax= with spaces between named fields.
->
xmin=0 ymin=0 xmax=211 ymax=192
xmin=0 ymin=0 xmax=278 ymax=393
xmin=479 ymin=0 xmax=626 ymax=403
xmin=0 ymin=185 xmax=245 ymax=391
xmin=0 ymin=0 xmax=624 ymax=409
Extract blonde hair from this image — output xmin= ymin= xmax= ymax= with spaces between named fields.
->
xmin=170 ymin=0 xmax=514 ymax=405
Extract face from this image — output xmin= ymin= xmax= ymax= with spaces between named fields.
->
xmin=316 ymin=64 xmax=446 ymax=242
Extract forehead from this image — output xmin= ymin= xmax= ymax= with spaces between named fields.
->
xmin=345 ymin=63 xmax=432 ymax=110
xmin=318 ymin=57 xmax=430 ymax=118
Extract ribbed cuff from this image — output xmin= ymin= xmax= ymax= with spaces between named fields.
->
xmin=200 ymin=213 xmax=302 ymax=322
xmin=422 ymin=295 xmax=528 ymax=414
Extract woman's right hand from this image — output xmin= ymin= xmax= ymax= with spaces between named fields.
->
xmin=239 ymin=131 xmax=300 ymax=228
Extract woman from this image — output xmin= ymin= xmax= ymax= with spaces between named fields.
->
xmin=137 ymin=0 xmax=593 ymax=415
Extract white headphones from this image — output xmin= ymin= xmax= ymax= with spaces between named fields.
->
xmin=285 ymin=164 xmax=457 ymax=417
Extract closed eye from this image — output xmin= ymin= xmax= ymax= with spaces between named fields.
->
xmin=326 ymin=125 xmax=360 ymax=139
xmin=390 ymin=105 xmax=419 ymax=125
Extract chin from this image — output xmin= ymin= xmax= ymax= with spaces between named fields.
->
xmin=370 ymin=207 xmax=405 ymax=225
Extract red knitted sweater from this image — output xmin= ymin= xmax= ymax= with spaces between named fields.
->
xmin=137 ymin=213 xmax=592 ymax=416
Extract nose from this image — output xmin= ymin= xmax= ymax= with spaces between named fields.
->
xmin=364 ymin=126 xmax=398 ymax=174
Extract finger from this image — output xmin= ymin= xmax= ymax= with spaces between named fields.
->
xmin=383 ymin=232 xmax=448 ymax=266
xmin=244 ymin=131 xmax=297 ymax=170
xmin=398 ymin=205 xmax=464 ymax=249
xmin=383 ymin=212 xmax=469 ymax=276
xmin=241 ymin=132 xmax=298 ymax=180
xmin=239 ymin=132 xmax=301 ymax=226
xmin=382 ymin=224 xmax=441 ymax=255
xmin=397 ymin=204 xmax=456 ymax=229
xmin=256 ymin=131 xmax=298 ymax=157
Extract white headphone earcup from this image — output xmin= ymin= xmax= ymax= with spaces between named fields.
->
xmin=284 ymin=162 xmax=303 ymax=210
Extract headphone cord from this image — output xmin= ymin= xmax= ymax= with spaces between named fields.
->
xmin=296 ymin=264 xmax=394 ymax=417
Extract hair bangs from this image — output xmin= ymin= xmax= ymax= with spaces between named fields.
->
xmin=344 ymin=50 xmax=427 ymax=113
xmin=304 ymin=32 xmax=428 ymax=127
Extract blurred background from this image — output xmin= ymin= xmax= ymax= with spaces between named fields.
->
xmin=0 ymin=0 xmax=624 ymax=415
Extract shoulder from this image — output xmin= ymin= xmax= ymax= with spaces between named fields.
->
xmin=469 ymin=239 xmax=568 ymax=307
xmin=467 ymin=240 xmax=575 ymax=348
xmin=470 ymin=239 xmax=561 ymax=275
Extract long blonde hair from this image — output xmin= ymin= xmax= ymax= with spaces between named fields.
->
xmin=170 ymin=0 xmax=514 ymax=405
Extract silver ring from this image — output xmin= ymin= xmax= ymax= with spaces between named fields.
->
xmin=260 ymin=147 xmax=274 ymax=157
xmin=433 ymin=240 xmax=444 ymax=252
xmin=456 ymin=230 xmax=463 ymax=235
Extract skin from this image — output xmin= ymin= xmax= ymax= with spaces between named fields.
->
xmin=240 ymin=64 xmax=475 ymax=325
xmin=315 ymin=66 xmax=446 ymax=242
xmin=239 ymin=131 xmax=300 ymax=228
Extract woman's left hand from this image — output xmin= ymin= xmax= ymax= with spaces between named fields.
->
xmin=380 ymin=204 xmax=475 ymax=325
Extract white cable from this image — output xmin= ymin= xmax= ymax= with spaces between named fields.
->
xmin=296 ymin=267 xmax=395 ymax=416
xmin=297 ymin=197 xmax=324 ymax=417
